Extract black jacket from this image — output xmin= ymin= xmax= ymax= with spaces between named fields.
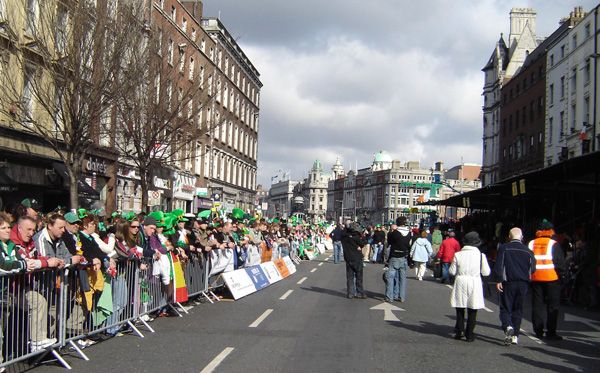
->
xmin=373 ymin=230 xmax=386 ymax=244
xmin=341 ymin=228 xmax=364 ymax=262
xmin=493 ymin=240 xmax=536 ymax=282
xmin=387 ymin=227 xmax=412 ymax=259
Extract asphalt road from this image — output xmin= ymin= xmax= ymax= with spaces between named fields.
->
xmin=34 ymin=252 xmax=600 ymax=372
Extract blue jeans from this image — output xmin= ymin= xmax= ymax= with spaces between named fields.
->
xmin=372 ymin=244 xmax=383 ymax=262
xmin=333 ymin=241 xmax=342 ymax=263
xmin=385 ymin=257 xmax=407 ymax=301
xmin=441 ymin=262 xmax=454 ymax=283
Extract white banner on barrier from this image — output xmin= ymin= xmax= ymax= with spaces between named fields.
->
xmin=283 ymin=256 xmax=297 ymax=274
xmin=260 ymin=261 xmax=283 ymax=284
xmin=305 ymin=250 xmax=315 ymax=260
xmin=222 ymin=269 xmax=257 ymax=300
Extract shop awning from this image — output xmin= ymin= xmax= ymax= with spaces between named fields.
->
xmin=0 ymin=169 xmax=18 ymax=192
xmin=52 ymin=162 xmax=100 ymax=199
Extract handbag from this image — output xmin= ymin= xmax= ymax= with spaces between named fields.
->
xmin=433 ymin=261 xmax=443 ymax=278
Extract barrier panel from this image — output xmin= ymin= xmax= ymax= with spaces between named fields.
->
xmin=0 ymin=269 xmax=68 ymax=370
xmin=0 ymin=245 xmax=299 ymax=370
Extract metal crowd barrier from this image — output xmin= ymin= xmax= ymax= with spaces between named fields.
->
xmin=0 ymin=250 xmax=213 ymax=370
xmin=0 ymin=269 xmax=67 ymax=369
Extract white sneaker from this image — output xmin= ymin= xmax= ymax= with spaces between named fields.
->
xmin=77 ymin=339 xmax=96 ymax=349
xmin=504 ymin=326 xmax=514 ymax=346
xmin=511 ymin=336 xmax=518 ymax=344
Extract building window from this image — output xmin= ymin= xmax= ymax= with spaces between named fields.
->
xmin=571 ymin=68 xmax=577 ymax=92
xmin=548 ymin=117 xmax=553 ymax=145
xmin=549 ymin=84 xmax=554 ymax=105
xmin=560 ymin=45 xmax=565 ymax=59
xmin=584 ymin=61 xmax=591 ymax=84
xmin=182 ymin=18 xmax=187 ymax=32
xmin=572 ymin=33 xmax=578 ymax=49
xmin=560 ymin=76 xmax=565 ymax=98
xmin=25 ymin=0 xmax=40 ymax=36
xmin=584 ymin=97 xmax=590 ymax=124
xmin=188 ymin=57 xmax=194 ymax=80
xmin=167 ymin=39 xmax=174 ymax=65
xmin=584 ymin=22 xmax=591 ymax=39
xmin=549 ymin=54 xmax=554 ymax=67
xmin=571 ymin=104 xmax=577 ymax=131
xmin=171 ymin=5 xmax=176 ymax=21
xmin=191 ymin=28 xmax=196 ymax=42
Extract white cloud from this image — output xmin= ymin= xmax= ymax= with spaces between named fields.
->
xmin=202 ymin=0 xmax=600 ymax=187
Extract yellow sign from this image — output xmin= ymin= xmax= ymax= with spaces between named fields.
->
xmin=512 ymin=182 xmax=518 ymax=197
xmin=214 ymin=202 xmax=220 ymax=206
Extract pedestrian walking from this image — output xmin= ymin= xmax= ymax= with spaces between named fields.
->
xmin=437 ymin=231 xmax=461 ymax=283
xmin=410 ymin=230 xmax=433 ymax=281
xmin=372 ymin=224 xmax=386 ymax=263
xmin=449 ymin=231 xmax=490 ymax=342
xmin=341 ymin=220 xmax=366 ymax=299
xmin=528 ymin=220 xmax=567 ymax=340
xmin=493 ymin=227 xmax=536 ymax=345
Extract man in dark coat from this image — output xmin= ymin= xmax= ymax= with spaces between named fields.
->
xmin=341 ymin=220 xmax=366 ymax=299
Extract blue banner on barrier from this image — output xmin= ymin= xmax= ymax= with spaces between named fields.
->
xmin=245 ymin=266 xmax=270 ymax=290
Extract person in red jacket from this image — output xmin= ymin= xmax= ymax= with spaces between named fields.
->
xmin=437 ymin=231 xmax=461 ymax=284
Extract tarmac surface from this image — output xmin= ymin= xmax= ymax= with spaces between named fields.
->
xmin=33 ymin=252 xmax=600 ymax=372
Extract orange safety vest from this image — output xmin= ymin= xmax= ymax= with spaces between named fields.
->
xmin=528 ymin=237 xmax=558 ymax=282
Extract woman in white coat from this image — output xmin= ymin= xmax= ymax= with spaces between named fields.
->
xmin=449 ymin=231 xmax=490 ymax=342
xmin=410 ymin=230 xmax=433 ymax=281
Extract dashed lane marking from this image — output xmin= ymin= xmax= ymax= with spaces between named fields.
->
xmin=483 ymin=306 xmax=494 ymax=313
xmin=446 ymin=285 xmax=453 ymax=290
xmin=311 ymin=268 xmax=317 ymax=273
xmin=280 ymin=290 xmax=293 ymax=300
xmin=249 ymin=309 xmax=273 ymax=328
xmin=318 ymin=263 xmax=324 ymax=266
xmin=297 ymin=277 xmax=307 ymax=284
xmin=200 ymin=347 xmax=235 ymax=373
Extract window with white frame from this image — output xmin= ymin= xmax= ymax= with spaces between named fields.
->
xmin=177 ymin=87 xmax=183 ymax=117
xmin=206 ymin=107 xmax=211 ymax=130
xmin=220 ymin=118 xmax=226 ymax=143
xmin=214 ymin=111 xmax=220 ymax=140
xmin=199 ymin=66 xmax=204 ymax=89
xmin=226 ymin=157 xmax=231 ymax=183
xmin=187 ymin=99 xmax=193 ymax=119
xmin=228 ymin=122 xmax=233 ymax=146
xmin=182 ymin=18 xmax=187 ymax=32
xmin=195 ymin=142 xmax=202 ymax=175
xmin=223 ymin=84 xmax=228 ymax=108
xmin=204 ymin=146 xmax=210 ymax=177
xmin=25 ymin=0 xmax=40 ymax=36
xmin=234 ymin=125 xmax=238 ymax=150
xmin=197 ymin=104 xmax=203 ymax=128
xmin=179 ymin=51 xmax=185 ymax=73
xmin=167 ymin=39 xmax=174 ymax=65
xmin=188 ymin=57 xmax=194 ymax=80
xmin=170 ymin=5 xmax=176 ymax=21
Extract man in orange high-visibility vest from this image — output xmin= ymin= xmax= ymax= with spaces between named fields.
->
xmin=527 ymin=220 xmax=567 ymax=341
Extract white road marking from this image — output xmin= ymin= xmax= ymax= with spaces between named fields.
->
xmin=297 ymin=277 xmax=307 ymax=284
xmin=311 ymin=268 xmax=317 ymax=273
xmin=325 ymin=257 xmax=330 ymax=261
xmin=200 ymin=347 xmax=235 ymax=373
xmin=249 ymin=309 xmax=273 ymax=328
xmin=520 ymin=329 xmax=544 ymax=345
xmin=280 ymin=290 xmax=293 ymax=300
xmin=446 ymin=285 xmax=453 ymax=290
xmin=483 ymin=306 xmax=494 ymax=313
xmin=370 ymin=302 xmax=405 ymax=322
xmin=318 ymin=263 xmax=324 ymax=266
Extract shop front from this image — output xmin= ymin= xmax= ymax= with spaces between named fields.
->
xmin=80 ymin=148 xmax=117 ymax=213
xmin=148 ymin=167 xmax=173 ymax=213
xmin=172 ymin=171 xmax=197 ymax=213
xmin=116 ymin=165 xmax=142 ymax=213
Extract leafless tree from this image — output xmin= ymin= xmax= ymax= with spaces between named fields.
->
xmin=113 ymin=27 xmax=231 ymax=212
xmin=0 ymin=0 xmax=150 ymax=209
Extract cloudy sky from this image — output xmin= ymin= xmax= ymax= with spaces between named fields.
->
xmin=202 ymin=0 xmax=598 ymax=187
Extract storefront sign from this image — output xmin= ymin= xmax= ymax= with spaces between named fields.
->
xmin=85 ymin=158 xmax=108 ymax=175
xmin=173 ymin=172 xmax=197 ymax=200
xmin=153 ymin=176 xmax=171 ymax=190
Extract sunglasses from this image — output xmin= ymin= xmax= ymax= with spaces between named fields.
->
xmin=130 ymin=225 xmax=140 ymax=229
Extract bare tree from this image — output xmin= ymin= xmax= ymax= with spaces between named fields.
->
xmin=0 ymin=0 xmax=150 ymax=209
xmin=113 ymin=27 xmax=231 ymax=212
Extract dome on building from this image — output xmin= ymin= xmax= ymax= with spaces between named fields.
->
xmin=312 ymin=159 xmax=322 ymax=170
xmin=372 ymin=151 xmax=393 ymax=170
